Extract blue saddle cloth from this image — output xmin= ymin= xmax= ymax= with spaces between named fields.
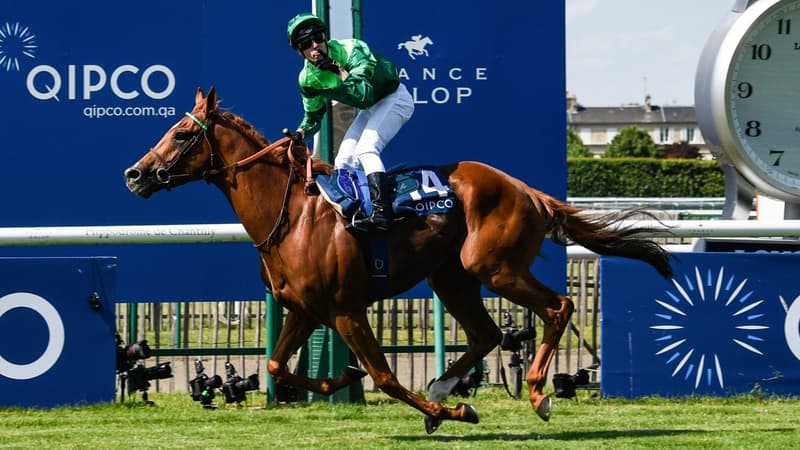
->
xmin=315 ymin=167 xmax=456 ymax=222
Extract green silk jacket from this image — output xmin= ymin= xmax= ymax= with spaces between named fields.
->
xmin=296 ymin=38 xmax=400 ymax=136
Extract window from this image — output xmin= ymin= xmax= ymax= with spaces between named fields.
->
xmin=659 ymin=128 xmax=672 ymax=143
xmin=686 ymin=127 xmax=695 ymax=143
xmin=579 ymin=127 xmax=591 ymax=145
xmin=606 ymin=127 xmax=618 ymax=144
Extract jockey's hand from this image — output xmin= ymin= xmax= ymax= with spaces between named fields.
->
xmin=282 ymin=128 xmax=304 ymax=142
xmin=314 ymin=51 xmax=340 ymax=74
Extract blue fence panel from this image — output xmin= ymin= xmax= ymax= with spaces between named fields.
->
xmin=0 ymin=257 xmax=116 ymax=407
xmin=601 ymin=253 xmax=800 ymax=397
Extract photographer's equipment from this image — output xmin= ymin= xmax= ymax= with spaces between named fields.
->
xmin=552 ymin=368 xmax=591 ymax=399
xmin=222 ymin=362 xmax=260 ymax=404
xmin=190 ymin=360 xmax=223 ymax=409
xmin=127 ymin=362 xmax=173 ymax=392
xmin=427 ymin=359 xmax=487 ymax=398
xmin=115 ymin=334 xmax=172 ymax=404
xmin=115 ymin=334 xmax=151 ymax=373
xmin=498 ymin=309 xmax=536 ymax=399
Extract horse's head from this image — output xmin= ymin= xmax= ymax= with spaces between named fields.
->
xmin=125 ymin=87 xmax=220 ymax=198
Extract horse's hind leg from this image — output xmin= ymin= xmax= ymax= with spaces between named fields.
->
xmin=267 ymin=310 xmax=366 ymax=396
xmin=427 ymin=260 xmax=501 ymax=401
xmin=485 ymin=268 xmax=573 ymax=421
xmin=332 ymin=310 xmax=479 ymax=433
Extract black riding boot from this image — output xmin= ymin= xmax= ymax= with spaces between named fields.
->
xmin=353 ymin=172 xmax=393 ymax=231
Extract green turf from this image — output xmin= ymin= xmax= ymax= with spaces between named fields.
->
xmin=1 ymin=387 xmax=798 ymax=449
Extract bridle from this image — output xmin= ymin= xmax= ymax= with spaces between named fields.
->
xmin=150 ymin=110 xmax=317 ymax=248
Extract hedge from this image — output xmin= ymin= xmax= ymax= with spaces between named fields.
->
xmin=567 ymin=158 xmax=725 ymax=197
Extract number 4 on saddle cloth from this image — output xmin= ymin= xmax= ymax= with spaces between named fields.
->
xmin=315 ymin=167 xmax=457 ymax=300
xmin=315 ymin=167 xmax=457 ymax=227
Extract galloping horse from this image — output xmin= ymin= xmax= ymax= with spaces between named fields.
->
xmin=124 ymin=88 xmax=672 ymax=432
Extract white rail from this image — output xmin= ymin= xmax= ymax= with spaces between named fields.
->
xmin=0 ymin=224 xmax=250 ymax=246
xmin=0 ymin=220 xmax=798 ymax=246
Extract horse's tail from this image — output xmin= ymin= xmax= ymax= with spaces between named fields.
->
xmin=533 ymin=189 xmax=674 ymax=279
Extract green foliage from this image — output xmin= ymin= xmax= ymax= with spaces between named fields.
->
xmin=568 ymin=158 xmax=725 ymax=197
xmin=567 ymin=128 xmax=592 ymax=158
xmin=604 ymin=125 xmax=663 ymax=158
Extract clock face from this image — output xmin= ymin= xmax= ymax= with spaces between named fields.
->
xmin=727 ymin=0 xmax=800 ymax=198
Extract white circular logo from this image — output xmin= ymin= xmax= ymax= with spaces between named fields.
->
xmin=0 ymin=292 xmax=65 ymax=380
xmin=785 ymin=295 xmax=800 ymax=360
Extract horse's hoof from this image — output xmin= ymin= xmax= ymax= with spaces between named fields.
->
xmin=424 ymin=416 xmax=442 ymax=434
xmin=342 ymin=365 xmax=368 ymax=380
xmin=455 ymin=403 xmax=479 ymax=424
xmin=535 ymin=396 xmax=552 ymax=422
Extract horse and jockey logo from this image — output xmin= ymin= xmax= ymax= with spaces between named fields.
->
xmin=397 ymin=35 xmax=433 ymax=60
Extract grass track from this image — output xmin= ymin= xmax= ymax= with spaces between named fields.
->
xmin=1 ymin=387 xmax=798 ymax=449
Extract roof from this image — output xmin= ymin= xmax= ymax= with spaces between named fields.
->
xmin=567 ymin=104 xmax=696 ymax=125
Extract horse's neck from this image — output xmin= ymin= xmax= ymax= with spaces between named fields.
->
xmin=214 ymin=147 xmax=294 ymax=243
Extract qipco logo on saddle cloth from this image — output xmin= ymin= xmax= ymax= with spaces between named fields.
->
xmin=0 ymin=20 xmax=177 ymax=119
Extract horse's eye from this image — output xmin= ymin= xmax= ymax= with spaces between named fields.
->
xmin=173 ymin=131 xmax=190 ymax=142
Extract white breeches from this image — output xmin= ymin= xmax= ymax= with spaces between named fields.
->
xmin=334 ymin=83 xmax=414 ymax=175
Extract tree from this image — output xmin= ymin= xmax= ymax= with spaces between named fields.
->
xmin=604 ymin=125 xmax=662 ymax=158
xmin=567 ymin=128 xmax=592 ymax=157
xmin=662 ymin=140 xmax=701 ymax=159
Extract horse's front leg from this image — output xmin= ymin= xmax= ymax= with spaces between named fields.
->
xmin=333 ymin=311 xmax=479 ymax=434
xmin=267 ymin=310 xmax=366 ymax=396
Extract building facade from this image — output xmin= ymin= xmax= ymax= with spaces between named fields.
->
xmin=566 ymin=92 xmax=710 ymax=159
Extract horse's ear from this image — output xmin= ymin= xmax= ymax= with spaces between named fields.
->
xmin=206 ymin=87 xmax=217 ymax=113
xmin=195 ymin=87 xmax=205 ymax=104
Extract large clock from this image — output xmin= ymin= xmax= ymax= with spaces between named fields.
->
xmin=696 ymin=0 xmax=800 ymax=218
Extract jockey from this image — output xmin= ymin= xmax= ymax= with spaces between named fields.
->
xmin=287 ymin=12 xmax=414 ymax=232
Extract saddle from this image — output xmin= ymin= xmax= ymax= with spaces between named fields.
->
xmin=315 ymin=167 xmax=457 ymax=226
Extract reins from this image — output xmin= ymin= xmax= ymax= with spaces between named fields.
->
xmin=202 ymin=123 xmax=318 ymax=196
xmin=163 ymin=111 xmax=319 ymax=249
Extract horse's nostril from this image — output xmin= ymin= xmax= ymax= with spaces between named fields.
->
xmin=156 ymin=168 xmax=170 ymax=184
xmin=124 ymin=167 xmax=141 ymax=181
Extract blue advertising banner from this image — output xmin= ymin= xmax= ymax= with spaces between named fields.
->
xmin=0 ymin=2 xmax=303 ymax=301
xmin=360 ymin=1 xmax=567 ymax=292
xmin=0 ymin=1 xmax=566 ymax=301
xmin=601 ymin=253 xmax=800 ymax=398
xmin=0 ymin=257 xmax=116 ymax=407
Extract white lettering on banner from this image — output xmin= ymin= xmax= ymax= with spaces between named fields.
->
xmin=0 ymin=292 xmax=65 ymax=380
xmin=398 ymin=66 xmax=487 ymax=105
xmin=785 ymin=295 xmax=800 ymax=360
xmin=26 ymin=64 xmax=175 ymax=101
xmin=400 ymin=67 xmax=488 ymax=81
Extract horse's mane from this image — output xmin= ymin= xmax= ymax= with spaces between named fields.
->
xmin=216 ymin=110 xmax=332 ymax=176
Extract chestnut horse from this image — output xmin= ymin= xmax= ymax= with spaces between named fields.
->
xmin=124 ymin=88 xmax=672 ymax=432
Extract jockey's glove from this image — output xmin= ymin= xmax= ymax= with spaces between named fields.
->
xmin=313 ymin=51 xmax=340 ymax=74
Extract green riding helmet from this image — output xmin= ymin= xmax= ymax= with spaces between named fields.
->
xmin=287 ymin=13 xmax=327 ymax=49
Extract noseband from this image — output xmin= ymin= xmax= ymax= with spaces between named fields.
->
xmin=148 ymin=111 xmax=218 ymax=186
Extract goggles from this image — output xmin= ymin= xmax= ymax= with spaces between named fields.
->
xmin=295 ymin=31 xmax=326 ymax=51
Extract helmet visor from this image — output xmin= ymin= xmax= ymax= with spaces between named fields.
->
xmin=294 ymin=30 xmax=326 ymax=51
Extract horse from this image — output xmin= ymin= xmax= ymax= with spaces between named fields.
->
xmin=124 ymin=87 xmax=673 ymax=433
xmin=397 ymin=35 xmax=433 ymax=60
